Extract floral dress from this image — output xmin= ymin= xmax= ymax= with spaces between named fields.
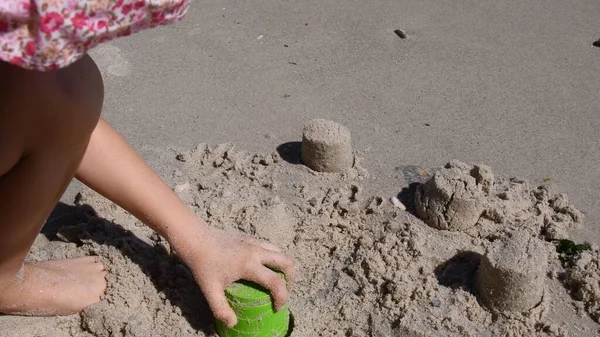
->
xmin=0 ymin=0 xmax=192 ymax=71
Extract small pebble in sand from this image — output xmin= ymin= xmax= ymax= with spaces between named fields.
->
xmin=301 ymin=119 xmax=354 ymax=172
xmin=394 ymin=29 xmax=407 ymax=39
xmin=390 ymin=196 xmax=406 ymax=210
xmin=174 ymin=182 xmax=190 ymax=193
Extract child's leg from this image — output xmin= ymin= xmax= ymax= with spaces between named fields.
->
xmin=0 ymin=55 xmax=107 ymax=315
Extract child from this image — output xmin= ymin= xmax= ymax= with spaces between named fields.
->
xmin=0 ymin=0 xmax=294 ymax=329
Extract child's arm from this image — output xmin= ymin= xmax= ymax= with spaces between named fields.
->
xmin=76 ymin=118 xmax=294 ymax=328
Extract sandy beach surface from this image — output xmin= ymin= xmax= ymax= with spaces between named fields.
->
xmin=2 ymin=0 xmax=600 ymax=336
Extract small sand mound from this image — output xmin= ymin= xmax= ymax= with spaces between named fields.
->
xmin=562 ymin=246 xmax=600 ymax=322
xmin=475 ymin=231 xmax=548 ymax=314
xmin=415 ymin=160 xmax=583 ymax=241
xmin=301 ymin=119 xmax=354 ymax=173
xmin=415 ymin=160 xmax=490 ymax=231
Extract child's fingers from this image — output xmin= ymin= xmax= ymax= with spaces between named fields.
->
xmin=202 ymin=283 xmax=237 ymax=328
xmin=259 ymin=250 xmax=296 ymax=291
xmin=245 ymin=265 xmax=289 ymax=311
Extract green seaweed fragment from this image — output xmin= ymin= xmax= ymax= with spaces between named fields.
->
xmin=543 ymin=177 xmax=552 ymax=183
xmin=556 ymin=239 xmax=591 ymax=256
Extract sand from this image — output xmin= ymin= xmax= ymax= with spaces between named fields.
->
xmin=415 ymin=160 xmax=583 ymax=240
xmin=2 ymin=144 xmax=599 ymax=337
xmin=415 ymin=161 xmax=490 ymax=231
xmin=301 ymin=119 xmax=354 ymax=172
xmin=562 ymin=247 xmax=600 ymax=323
xmin=475 ymin=231 xmax=547 ymax=313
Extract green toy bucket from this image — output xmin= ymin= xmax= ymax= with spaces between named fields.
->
xmin=216 ymin=273 xmax=290 ymax=337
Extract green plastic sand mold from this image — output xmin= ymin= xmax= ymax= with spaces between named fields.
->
xmin=216 ymin=273 xmax=290 ymax=337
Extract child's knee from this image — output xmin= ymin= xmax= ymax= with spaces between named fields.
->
xmin=0 ymin=55 xmax=104 ymax=159
xmin=62 ymin=55 xmax=104 ymax=111
xmin=53 ymin=54 xmax=104 ymax=133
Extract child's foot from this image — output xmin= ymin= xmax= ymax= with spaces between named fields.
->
xmin=0 ymin=256 xmax=107 ymax=316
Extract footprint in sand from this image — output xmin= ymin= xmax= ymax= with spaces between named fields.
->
xmin=89 ymin=44 xmax=132 ymax=77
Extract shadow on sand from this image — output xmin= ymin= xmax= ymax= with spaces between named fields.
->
xmin=276 ymin=141 xmax=302 ymax=165
xmin=434 ymin=251 xmax=483 ymax=292
xmin=43 ymin=202 xmax=215 ymax=334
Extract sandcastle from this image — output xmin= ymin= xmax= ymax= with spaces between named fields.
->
xmin=414 ymin=159 xmax=582 ymax=241
xmin=413 ymin=160 xmax=559 ymax=317
xmin=475 ymin=231 xmax=547 ymax=313
xmin=301 ymin=119 xmax=354 ymax=172
xmin=414 ymin=160 xmax=493 ymax=231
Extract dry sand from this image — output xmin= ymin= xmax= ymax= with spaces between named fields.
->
xmin=301 ymin=119 xmax=354 ymax=172
xmin=2 ymin=144 xmax=599 ymax=336
xmin=475 ymin=231 xmax=547 ymax=314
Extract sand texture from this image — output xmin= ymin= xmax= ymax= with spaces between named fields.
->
xmin=415 ymin=160 xmax=583 ymax=241
xmin=301 ymin=119 xmax=354 ymax=173
xmin=2 ymin=144 xmax=599 ymax=337
xmin=562 ymin=247 xmax=600 ymax=323
xmin=475 ymin=231 xmax=547 ymax=313
xmin=415 ymin=160 xmax=490 ymax=231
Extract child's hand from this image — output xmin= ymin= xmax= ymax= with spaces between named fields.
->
xmin=72 ymin=120 xmax=293 ymax=327
xmin=174 ymin=227 xmax=295 ymax=328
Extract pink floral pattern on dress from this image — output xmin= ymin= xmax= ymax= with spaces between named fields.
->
xmin=0 ymin=0 xmax=192 ymax=71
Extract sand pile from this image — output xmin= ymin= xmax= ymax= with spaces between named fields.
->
xmin=1 ymin=143 xmax=598 ymax=337
xmin=561 ymin=246 xmax=600 ymax=323
xmin=300 ymin=119 xmax=354 ymax=173
xmin=415 ymin=160 xmax=583 ymax=240
xmin=475 ymin=231 xmax=548 ymax=314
